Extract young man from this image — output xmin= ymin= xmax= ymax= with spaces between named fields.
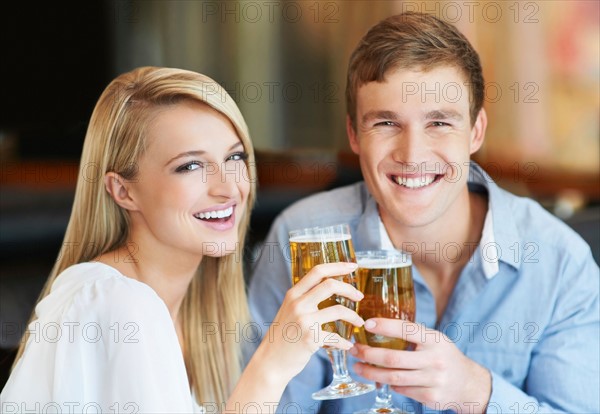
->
xmin=249 ymin=12 xmax=599 ymax=414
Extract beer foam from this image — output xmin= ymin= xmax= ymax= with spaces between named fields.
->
xmin=357 ymin=257 xmax=412 ymax=269
xmin=289 ymin=234 xmax=352 ymax=243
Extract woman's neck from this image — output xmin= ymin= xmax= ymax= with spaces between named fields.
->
xmin=96 ymin=236 xmax=201 ymax=323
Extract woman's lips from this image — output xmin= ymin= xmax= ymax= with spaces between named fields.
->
xmin=194 ymin=205 xmax=236 ymax=231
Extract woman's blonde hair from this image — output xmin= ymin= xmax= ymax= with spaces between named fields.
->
xmin=14 ymin=67 xmax=257 ymax=406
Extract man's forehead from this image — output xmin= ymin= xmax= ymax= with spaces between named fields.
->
xmin=362 ymin=64 xmax=468 ymax=86
xmin=356 ymin=65 xmax=470 ymax=109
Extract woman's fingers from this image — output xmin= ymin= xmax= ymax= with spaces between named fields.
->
xmin=301 ymin=278 xmax=363 ymax=308
xmin=279 ymin=262 xmax=366 ymax=354
xmin=315 ymin=304 xmax=365 ymax=328
xmin=291 ymin=262 xmax=358 ymax=296
xmin=295 ymin=305 xmax=365 ymax=350
xmin=321 ymin=332 xmax=354 ymax=350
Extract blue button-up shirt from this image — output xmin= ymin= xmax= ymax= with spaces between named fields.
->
xmin=248 ymin=162 xmax=599 ymax=413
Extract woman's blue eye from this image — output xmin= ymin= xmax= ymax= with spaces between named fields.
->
xmin=227 ymin=152 xmax=249 ymax=162
xmin=175 ymin=161 xmax=202 ymax=173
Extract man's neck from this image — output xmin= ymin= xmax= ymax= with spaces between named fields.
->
xmin=382 ymin=189 xmax=488 ymax=320
xmin=384 ymin=189 xmax=487 ymax=273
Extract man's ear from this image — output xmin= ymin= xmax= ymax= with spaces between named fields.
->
xmin=347 ymin=115 xmax=360 ymax=154
xmin=104 ymin=172 xmax=139 ymax=211
xmin=469 ymin=108 xmax=488 ymax=155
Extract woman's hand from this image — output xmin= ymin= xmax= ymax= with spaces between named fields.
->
xmin=229 ymin=262 xmax=364 ymax=412
xmin=261 ymin=262 xmax=365 ymax=380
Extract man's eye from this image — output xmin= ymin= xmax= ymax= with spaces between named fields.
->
xmin=375 ymin=121 xmax=396 ymax=127
xmin=431 ymin=121 xmax=449 ymax=127
xmin=227 ymin=152 xmax=249 ymax=162
xmin=175 ymin=161 xmax=202 ymax=173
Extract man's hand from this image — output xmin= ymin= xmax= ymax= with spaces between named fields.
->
xmin=349 ymin=318 xmax=491 ymax=414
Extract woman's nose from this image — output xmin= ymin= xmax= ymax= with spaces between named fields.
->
xmin=204 ymin=161 xmax=240 ymax=198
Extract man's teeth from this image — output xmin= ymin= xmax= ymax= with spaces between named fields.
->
xmin=395 ymin=175 xmax=436 ymax=188
xmin=196 ymin=206 xmax=233 ymax=220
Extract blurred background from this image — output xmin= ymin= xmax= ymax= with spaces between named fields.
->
xmin=1 ymin=1 xmax=598 ymax=388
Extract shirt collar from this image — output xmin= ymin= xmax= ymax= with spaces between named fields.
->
xmin=468 ymin=162 xmax=521 ymax=272
xmin=478 ymin=206 xmax=499 ymax=278
xmin=372 ymin=162 xmax=521 ymax=277
xmin=379 ymin=219 xmax=395 ymax=250
xmin=355 ymin=188 xmax=382 ymax=252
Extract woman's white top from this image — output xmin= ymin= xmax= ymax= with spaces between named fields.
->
xmin=1 ymin=262 xmax=205 ymax=413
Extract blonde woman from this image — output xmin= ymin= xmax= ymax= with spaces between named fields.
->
xmin=0 ymin=67 xmax=364 ymax=412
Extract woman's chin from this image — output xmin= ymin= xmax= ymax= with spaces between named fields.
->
xmin=199 ymin=239 xmax=241 ymax=258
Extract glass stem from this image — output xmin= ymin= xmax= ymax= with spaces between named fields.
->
xmin=373 ymin=383 xmax=393 ymax=409
xmin=326 ymin=348 xmax=351 ymax=382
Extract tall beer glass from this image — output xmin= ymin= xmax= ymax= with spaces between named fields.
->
xmin=289 ymin=224 xmax=375 ymax=400
xmin=354 ymin=250 xmax=415 ymax=414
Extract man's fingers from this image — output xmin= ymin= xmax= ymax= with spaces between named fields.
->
xmin=363 ymin=318 xmax=444 ymax=346
xmin=350 ymin=343 xmax=423 ymax=369
xmin=353 ymin=362 xmax=429 ymax=387
xmin=390 ymin=386 xmax=434 ymax=405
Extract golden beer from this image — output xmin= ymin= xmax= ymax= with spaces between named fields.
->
xmin=354 ymin=253 xmax=415 ymax=350
xmin=289 ymin=233 xmax=357 ymax=340
xmin=289 ymin=225 xmax=375 ymax=400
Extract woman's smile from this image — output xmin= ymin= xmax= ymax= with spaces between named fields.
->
xmin=193 ymin=202 xmax=237 ymax=231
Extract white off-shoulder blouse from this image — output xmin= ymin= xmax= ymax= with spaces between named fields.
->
xmin=1 ymin=262 xmax=205 ymax=413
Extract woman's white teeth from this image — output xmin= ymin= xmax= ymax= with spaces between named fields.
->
xmin=197 ymin=206 xmax=233 ymax=220
xmin=395 ymin=175 xmax=436 ymax=188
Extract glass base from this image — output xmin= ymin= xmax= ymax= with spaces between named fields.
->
xmin=312 ymin=380 xmax=375 ymax=400
xmin=354 ymin=407 xmax=406 ymax=414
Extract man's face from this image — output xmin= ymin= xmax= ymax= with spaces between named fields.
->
xmin=348 ymin=65 xmax=486 ymax=229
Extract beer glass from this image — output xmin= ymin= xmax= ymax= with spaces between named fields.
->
xmin=354 ymin=250 xmax=415 ymax=414
xmin=289 ymin=224 xmax=375 ymax=400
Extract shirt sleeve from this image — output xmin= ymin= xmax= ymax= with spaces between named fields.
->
xmin=56 ymin=275 xmax=195 ymax=413
xmin=248 ymin=214 xmax=330 ymax=414
xmin=488 ymin=250 xmax=600 ymax=414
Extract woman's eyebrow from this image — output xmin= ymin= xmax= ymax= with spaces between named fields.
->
xmin=165 ymin=142 xmax=243 ymax=166
xmin=165 ymin=150 xmax=206 ymax=166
